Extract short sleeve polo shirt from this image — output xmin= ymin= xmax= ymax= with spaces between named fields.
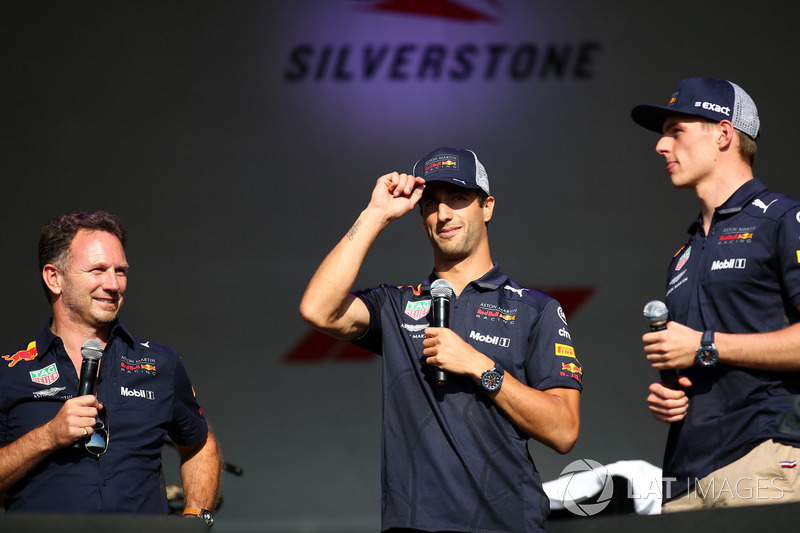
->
xmin=352 ymin=264 xmax=582 ymax=532
xmin=662 ymin=178 xmax=800 ymax=499
xmin=0 ymin=320 xmax=208 ymax=513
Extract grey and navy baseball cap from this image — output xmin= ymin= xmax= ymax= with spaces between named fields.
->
xmin=413 ymin=147 xmax=491 ymax=196
xmin=631 ymin=77 xmax=760 ymax=139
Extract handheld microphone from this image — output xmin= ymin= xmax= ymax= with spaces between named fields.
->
xmin=78 ymin=339 xmax=104 ymax=397
xmin=430 ymin=279 xmax=453 ymax=386
xmin=73 ymin=339 xmax=104 ymax=449
xmin=642 ymin=300 xmax=681 ymax=390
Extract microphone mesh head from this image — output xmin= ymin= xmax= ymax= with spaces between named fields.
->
xmin=642 ymin=300 xmax=668 ymax=324
xmin=81 ymin=339 xmax=104 ymax=361
xmin=430 ymin=279 xmax=454 ymax=299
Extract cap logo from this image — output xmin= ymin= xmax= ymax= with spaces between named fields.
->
xmin=694 ymin=101 xmax=731 ymax=117
xmin=667 ymin=90 xmax=679 ymax=106
xmin=424 ymin=155 xmax=460 ymax=175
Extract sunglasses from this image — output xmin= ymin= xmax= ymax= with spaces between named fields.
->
xmin=85 ymin=410 xmax=109 ymax=459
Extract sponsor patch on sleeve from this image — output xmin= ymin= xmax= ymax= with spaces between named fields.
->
xmin=555 ymin=343 xmax=576 ymax=359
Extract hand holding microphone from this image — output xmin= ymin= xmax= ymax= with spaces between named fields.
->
xmin=430 ymin=279 xmax=453 ymax=385
xmin=642 ymin=300 xmax=681 ymax=390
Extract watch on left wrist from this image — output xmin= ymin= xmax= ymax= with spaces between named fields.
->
xmin=481 ymin=362 xmax=504 ymax=392
xmin=695 ymin=330 xmax=719 ymax=367
xmin=183 ymin=507 xmax=214 ymax=528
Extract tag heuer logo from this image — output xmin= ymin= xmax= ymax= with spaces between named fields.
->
xmin=30 ymin=363 xmax=60 ymax=386
xmin=405 ymin=300 xmax=431 ymax=320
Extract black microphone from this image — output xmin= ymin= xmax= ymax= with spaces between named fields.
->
xmin=78 ymin=339 xmax=104 ymax=397
xmin=73 ymin=339 xmax=104 ymax=449
xmin=642 ymin=300 xmax=681 ymax=390
xmin=430 ymin=279 xmax=453 ymax=386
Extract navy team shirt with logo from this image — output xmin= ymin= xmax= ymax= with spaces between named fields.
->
xmin=662 ymin=178 xmax=800 ymax=500
xmin=0 ymin=319 xmax=208 ymax=513
xmin=352 ymin=264 xmax=582 ymax=533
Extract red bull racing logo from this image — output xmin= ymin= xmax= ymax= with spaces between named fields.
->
xmin=560 ymin=361 xmax=582 ymax=383
xmin=3 ymin=341 xmax=38 ymax=367
xmin=121 ymin=357 xmax=157 ymax=375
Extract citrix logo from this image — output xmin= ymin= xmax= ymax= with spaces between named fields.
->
xmin=120 ymin=386 xmax=155 ymax=400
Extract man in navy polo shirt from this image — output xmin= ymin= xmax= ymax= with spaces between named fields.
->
xmin=633 ymin=78 xmax=800 ymax=511
xmin=0 ymin=211 xmax=221 ymax=524
xmin=300 ymin=147 xmax=582 ymax=532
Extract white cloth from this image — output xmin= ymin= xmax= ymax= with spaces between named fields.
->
xmin=543 ymin=459 xmax=663 ymax=515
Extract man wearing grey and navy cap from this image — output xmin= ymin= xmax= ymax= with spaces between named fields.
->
xmin=633 ymin=78 xmax=800 ymax=511
xmin=300 ymin=147 xmax=582 ymax=531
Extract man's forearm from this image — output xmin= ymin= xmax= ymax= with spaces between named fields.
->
xmin=299 ymin=207 xmax=387 ymax=337
xmin=0 ymin=424 xmax=59 ymax=494
xmin=179 ymin=429 xmax=223 ymax=511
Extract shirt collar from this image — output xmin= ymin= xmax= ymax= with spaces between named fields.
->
xmin=422 ymin=263 xmax=509 ymax=293
xmin=687 ymin=177 xmax=768 ymax=235
xmin=35 ymin=318 xmax=134 ymax=356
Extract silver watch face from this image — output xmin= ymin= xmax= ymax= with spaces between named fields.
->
xmin=201 ymin=510 xmax=214 ymax=527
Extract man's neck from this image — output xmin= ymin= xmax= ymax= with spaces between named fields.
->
xmin=696 ymin=165 xmax=754 ymax=234
xmin=434 ymin=255 xmax=494 ymax=297
xmin=50 ymin=317 xmax=110 ymax=367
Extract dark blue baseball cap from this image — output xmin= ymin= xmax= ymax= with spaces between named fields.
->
xmin=631 ymin=77 xmax=760 ymax=139
xmin=413 ymin=147 xmax=491 ymax=196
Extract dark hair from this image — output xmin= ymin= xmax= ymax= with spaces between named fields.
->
xmin=737 ymin=130 xmax=757 ymax=166
xmin=38 ymin=211 xmax=127 ymax=302
xmin=418 ymin=186 xmax=491 ymax=210
xmin=699 ymin=119 xmax=757 ymax=166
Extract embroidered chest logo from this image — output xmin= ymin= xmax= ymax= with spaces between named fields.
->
xmin=120 ymin=357 xmax=157 ymax=375
xmin=675 ymin=245 xmax=691 ymax=271
xmin=405 ymin=300 xmax=431 ymax=320
xmin=752 ymin=198 xmax=777 ymax=213
xmin=475 ymin=303 xmax=517 ymax=324
xmin=30 ymin=363 xmax=60 ymax=386
xmin=718 ymin=226 xmax=755 ymax=245
xmin=3 ymin=341 xmax=38 ymax=367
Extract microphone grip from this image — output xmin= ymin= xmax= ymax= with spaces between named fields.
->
xmin=432 ymin=297 xmax=450 ymax=386
xmin=650 ymin=322 xmax=681 ymax=390
xmin=73 ymin=357 xmax=100 ymax=449
xmin=77 ymin=358 xmax=100 ymax=397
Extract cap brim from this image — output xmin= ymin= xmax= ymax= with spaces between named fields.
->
xmin=631 ymin=104 xmax=683 ymax=134
xmin=423 ymin=176 xmax=483 ymax=191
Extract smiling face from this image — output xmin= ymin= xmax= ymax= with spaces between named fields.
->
xmin=419 ymin=181 xmax=494 ymax=263
xmin=52 ymin=229 xmax=129 ymax=329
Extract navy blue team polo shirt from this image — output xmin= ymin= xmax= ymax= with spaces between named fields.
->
xmin=0 ymin=319 xmax=208 ymax=513
xmin=663 ymin=178 xmax=800 ymax=499
xmin=353 ymin=264 xmax=582 ymax=533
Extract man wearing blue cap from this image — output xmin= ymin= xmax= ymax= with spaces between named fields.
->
xmin=633 ymin=78 xmax=800 ymax=511
xmin=300 ymin=147 xmax=582 ymax=532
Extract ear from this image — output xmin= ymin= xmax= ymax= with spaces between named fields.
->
xmin=42 ymin=264 xmax=63 ymax=297
xmin=717 ymin=120 xmax=736 ymax=150
xmin=483 ymin=196 xmax=495 ymax=223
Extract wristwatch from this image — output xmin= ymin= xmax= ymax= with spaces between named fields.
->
xmin=183 ymin=507 xmax=214 ymax=527
xmin=481 ymin=362 xmax=504 ymax=392
xmin=695 ymin=330 xmax=719 ymax=367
